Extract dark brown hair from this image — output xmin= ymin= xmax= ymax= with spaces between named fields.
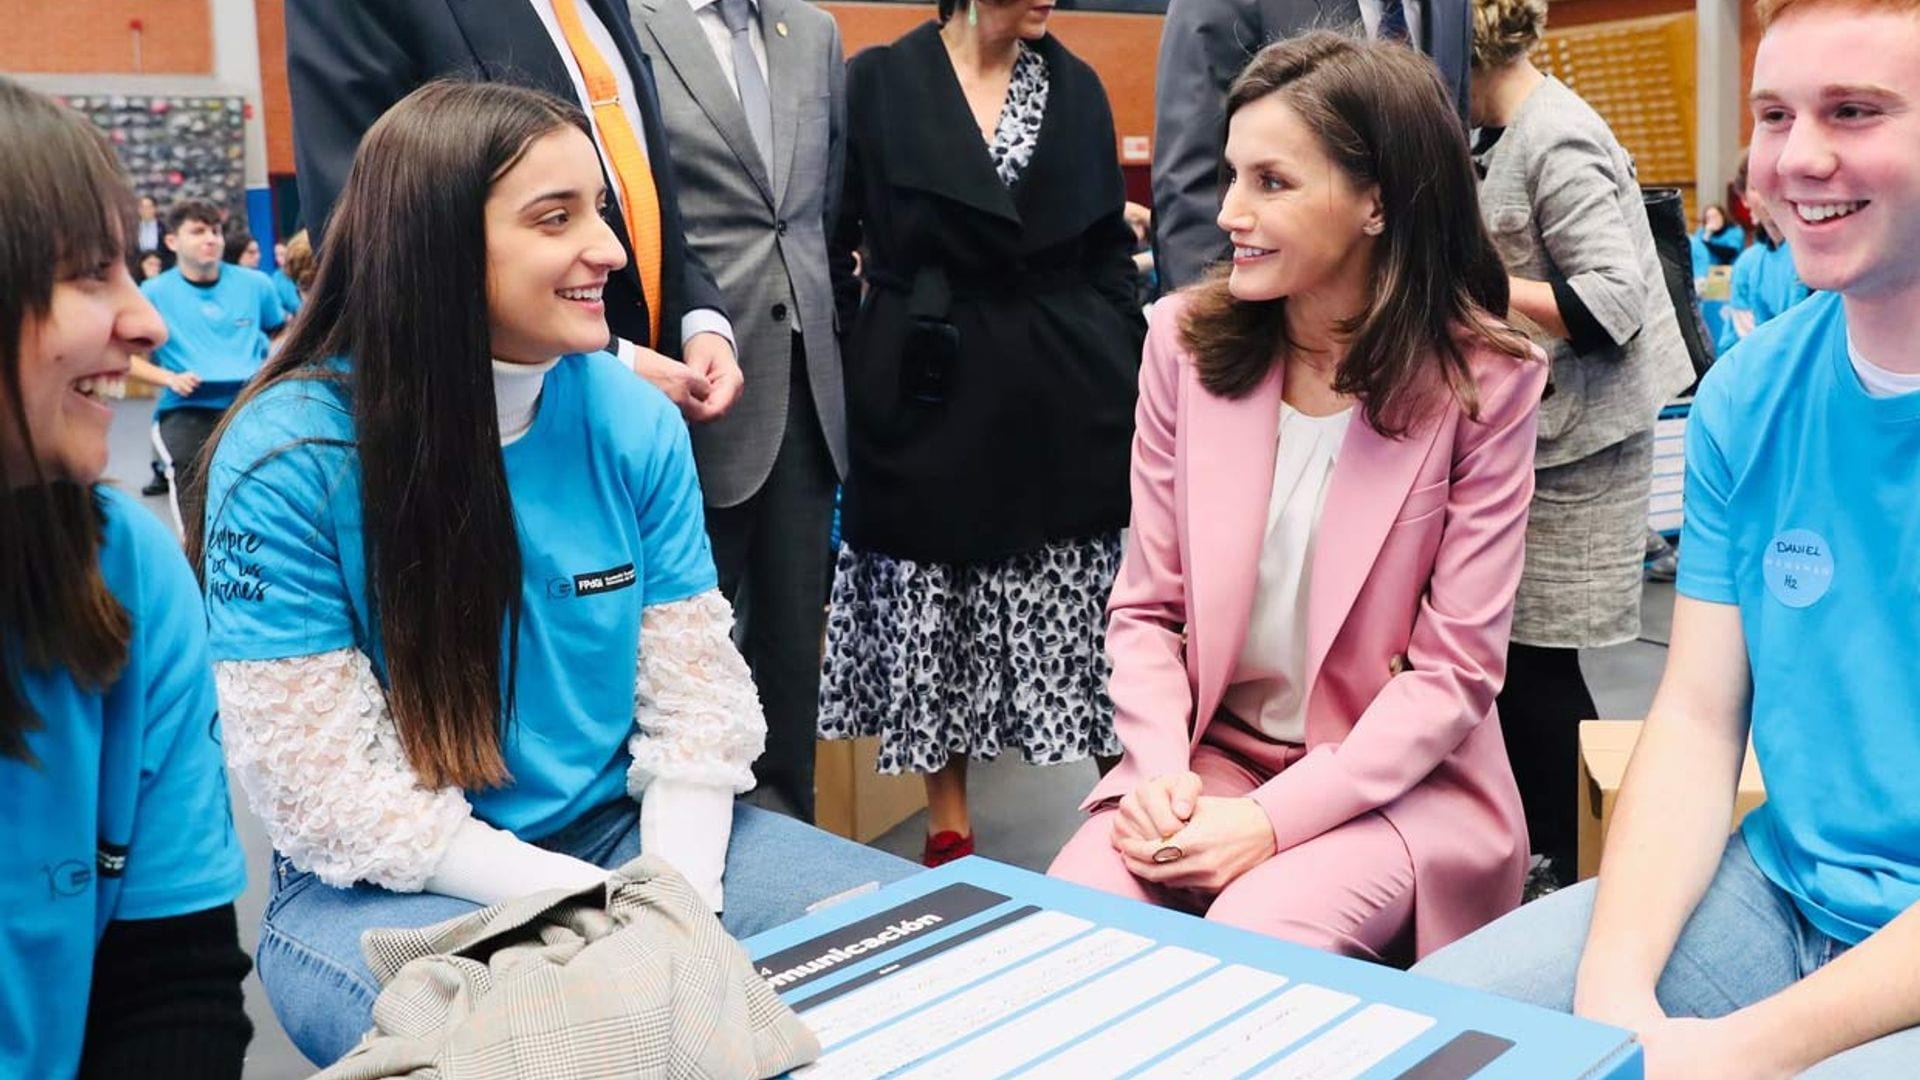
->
xmin=192 ymin=80 xmax=588 ymax=790
xmin=0 ymin=77 xmax=136 ymax=763
xmin=1181 ymin=33 xmax=1528 ymax=436
xmin=166 ymin=199 xmax=222 ymax=234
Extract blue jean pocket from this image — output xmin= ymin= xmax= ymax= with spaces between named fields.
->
xmin=264 ymin=853 xmax=318 ymax=922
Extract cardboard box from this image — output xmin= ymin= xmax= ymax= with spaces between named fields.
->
xmin=815 ymin=737 xmax=926 ymax=844
xmin=1576 ymin=720 xmax=1766 ymax=880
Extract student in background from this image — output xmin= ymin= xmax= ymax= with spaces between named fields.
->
xmin=195 ymin=81 xmax=912 ymax=1068
xmin=0 ymin=75 xmax=250 ymax=1080
xmin=270 ymin=229 xmax=309 ymax=317
xmin=1051 ymin=33 xmax=1544 ymax=963
xmin=1418 ymin=1 xmax=1920 ymax=1073
xmin=129 ymin=201 xmax=286 ymax=532
xmin=1719 ymin=180 xmax=1811 ymax=352
xmin=223 ymin=229 xmax=261 ymax=270
xmin=133 ymin=194 xmax=172 ymax=269
xmin=1694 ymin=202 xmax=1746 ymax=266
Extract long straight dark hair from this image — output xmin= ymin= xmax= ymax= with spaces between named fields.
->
xmin=1182 ymin=33 xmax=1529 ymax=436
xmin=0 ymin=77 xmax=137 ymax=764
xmin=190 ymin=80 xmax=590 ymax=790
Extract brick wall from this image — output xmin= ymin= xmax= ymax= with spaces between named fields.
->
xmin=0 ymin=1 xmax=211 ymax=74
xmin=256 ymin=0 xmax=292 ymax=174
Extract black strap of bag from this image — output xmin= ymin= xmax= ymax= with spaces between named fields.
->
xmin=1641 ymin=186 xmax=1717 ymax=383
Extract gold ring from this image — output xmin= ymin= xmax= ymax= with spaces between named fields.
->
xmin=1151 ymin=844 xmax=1184 ymax=864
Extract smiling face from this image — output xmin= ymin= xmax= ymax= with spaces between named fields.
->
xmin=1216 ymin=94 xmax=1382 ymax=315
xmin=482 ymin=126 xmax=628 ymax=366
xmin=1749 ymin=6 xmax=1920 ymax=303
xmin=4 ymin=254 xmax=165 ymax=484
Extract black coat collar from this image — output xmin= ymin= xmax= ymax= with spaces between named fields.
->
xmin=868 ymin=23 xmax=1123 ymax=251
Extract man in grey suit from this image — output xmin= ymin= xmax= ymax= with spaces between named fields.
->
xmin=631 ymin=0 xmax=847 ymax=822
xmin=1151 ymin=0 xmax=1472 ymax=292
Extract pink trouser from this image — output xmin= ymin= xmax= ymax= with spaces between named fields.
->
xmin=1048 ymin=741 xmax=1416 ymax=962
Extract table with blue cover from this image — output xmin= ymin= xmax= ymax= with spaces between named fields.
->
xmin=744 ymin=858 xmax=1641 ymax=1080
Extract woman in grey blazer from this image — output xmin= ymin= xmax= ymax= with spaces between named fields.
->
xmin=1467 ymin=0 xmax=1695 ymax=890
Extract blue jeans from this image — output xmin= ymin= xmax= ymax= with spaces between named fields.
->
xmin=1413 ymin=835 xmax=1920 ymax=1076
xmin=258 ymin=799 xmax=917 ymax=1066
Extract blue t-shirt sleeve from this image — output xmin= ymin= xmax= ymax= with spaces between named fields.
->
xmin=1729 ymin=248 xmax=1758 ymax=312
xmin=257 ymin=272 xmax=288 ymax=335
xmin=202 ymin=391 xmax=359 ymax=660
xmin=1676 ymin=369 xmax=1739 ymax=605
xmin=621 ymin=374 xmax=718 ymax=607
xmin=106 ymin=495 xmax=248 ymax=920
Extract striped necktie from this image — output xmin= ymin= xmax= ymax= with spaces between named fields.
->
xmin=551 ymin=0 xmax=665 ymax=346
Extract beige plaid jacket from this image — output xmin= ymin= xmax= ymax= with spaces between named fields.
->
xmin=315 ymin=856 xmax=819 ymax=1080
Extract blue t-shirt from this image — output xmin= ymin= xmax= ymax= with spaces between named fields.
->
xmin=270 ymin=268 xmax=303 ymax=318
xmin=140 ymin=265 xmax=287 ymax=416
xmin=1694 ymin=223 xmax=1746 ymax=265
xmin=1678 ymin=290 xmax=1920 ymax=944
xmin=201 ymin=353 xmax=717 ymax=840
xmin=0 ymin=488 xmax=247 ymax=1077
xmin=1717 ymin=240 xmax=1811 ymax=354
xmin=1688 ymin=234 xmax=1712 ymax=281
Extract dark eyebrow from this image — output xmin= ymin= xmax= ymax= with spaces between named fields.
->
xmin=520 ymin=188 xmax=582 ymax=213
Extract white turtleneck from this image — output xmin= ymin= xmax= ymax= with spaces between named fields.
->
xmin=494 ymin=357 xmax=560 ymax=444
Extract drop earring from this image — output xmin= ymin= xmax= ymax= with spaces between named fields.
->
xmin=967 ymin=3 xmax=978 ymax=27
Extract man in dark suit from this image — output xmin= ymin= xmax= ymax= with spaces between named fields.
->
xmin=1150 ymin=0 xmax=1472 ymax=292
xmin=286 ymin=0 xmax=743 ymax=420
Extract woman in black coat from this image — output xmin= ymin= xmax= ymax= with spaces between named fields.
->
xmin=821 ymin=0 xmax=1146 ymax=866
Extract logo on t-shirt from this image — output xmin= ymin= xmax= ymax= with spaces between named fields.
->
xmin=41 ymin=860 xmax=92 ymax=899
xmin=1763 ymin=528 xmax=1834 ymax=608
xmin=548 ymin=563 xmax=637 ymax=599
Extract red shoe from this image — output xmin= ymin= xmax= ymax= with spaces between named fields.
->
xmin=922 ymin=830 xmax=974 ymax=867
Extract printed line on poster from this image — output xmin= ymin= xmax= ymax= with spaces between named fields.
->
xmin=1010 ymin=963 xmax=1288 ymax=1079
xmin=1138 ymin=983 xmax=1362 ymax=1080
xmin=798 ymin=908 xmax=1093 ymax=1048
xmin=793 ymin=926 xmax=1156 ymax=1080
xmin=1250 ymin=1002 xmax=1438 ymax=1080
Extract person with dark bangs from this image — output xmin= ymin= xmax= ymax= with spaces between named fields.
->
xmin=191 ymin=80 xmax=913 ymax=1068
xmin=1050 ymin=33 xmax=1544 ymax=964
xmin=0 ymin=75 xmax=252 ymax=1080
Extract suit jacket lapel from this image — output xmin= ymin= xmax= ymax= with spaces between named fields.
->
xmin=1302 ymin=406 xmax=1441 ymax=694
xmin=761 ymin=0 xmax=798 ymax=206
xmin=448 ymin=0 xmax=575 ymax=93
xmin=636 ymin=0 xmax=775 ymax=200
xmin=1187 ymin=366 xmax=1284 ymax=734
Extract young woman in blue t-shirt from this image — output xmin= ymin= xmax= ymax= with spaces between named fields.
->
xmin=0 ymin=76 xmax=251 ymax=1079
xmin=190 ymin=80 xmax=913 ymax=1067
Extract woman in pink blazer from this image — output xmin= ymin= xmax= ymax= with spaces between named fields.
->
xmin=1050 ymin=33 xmax=1546 ymax=963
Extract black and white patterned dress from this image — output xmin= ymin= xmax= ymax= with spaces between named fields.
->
xmin=818 ymin=43 xmax=1124 ymax=775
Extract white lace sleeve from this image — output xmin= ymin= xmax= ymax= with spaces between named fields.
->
xmin=626 ymin=589 xmax=764 ymax=796
xmin=214 ymin=648 xmax=473 ymax=892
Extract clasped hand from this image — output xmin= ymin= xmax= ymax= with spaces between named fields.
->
xmin=1108 ymin=771 xmax=1276 ymax=893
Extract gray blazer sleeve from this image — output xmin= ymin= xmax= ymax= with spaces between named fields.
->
xmin=1530 ymin=124 xmax=1647 ymax=347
